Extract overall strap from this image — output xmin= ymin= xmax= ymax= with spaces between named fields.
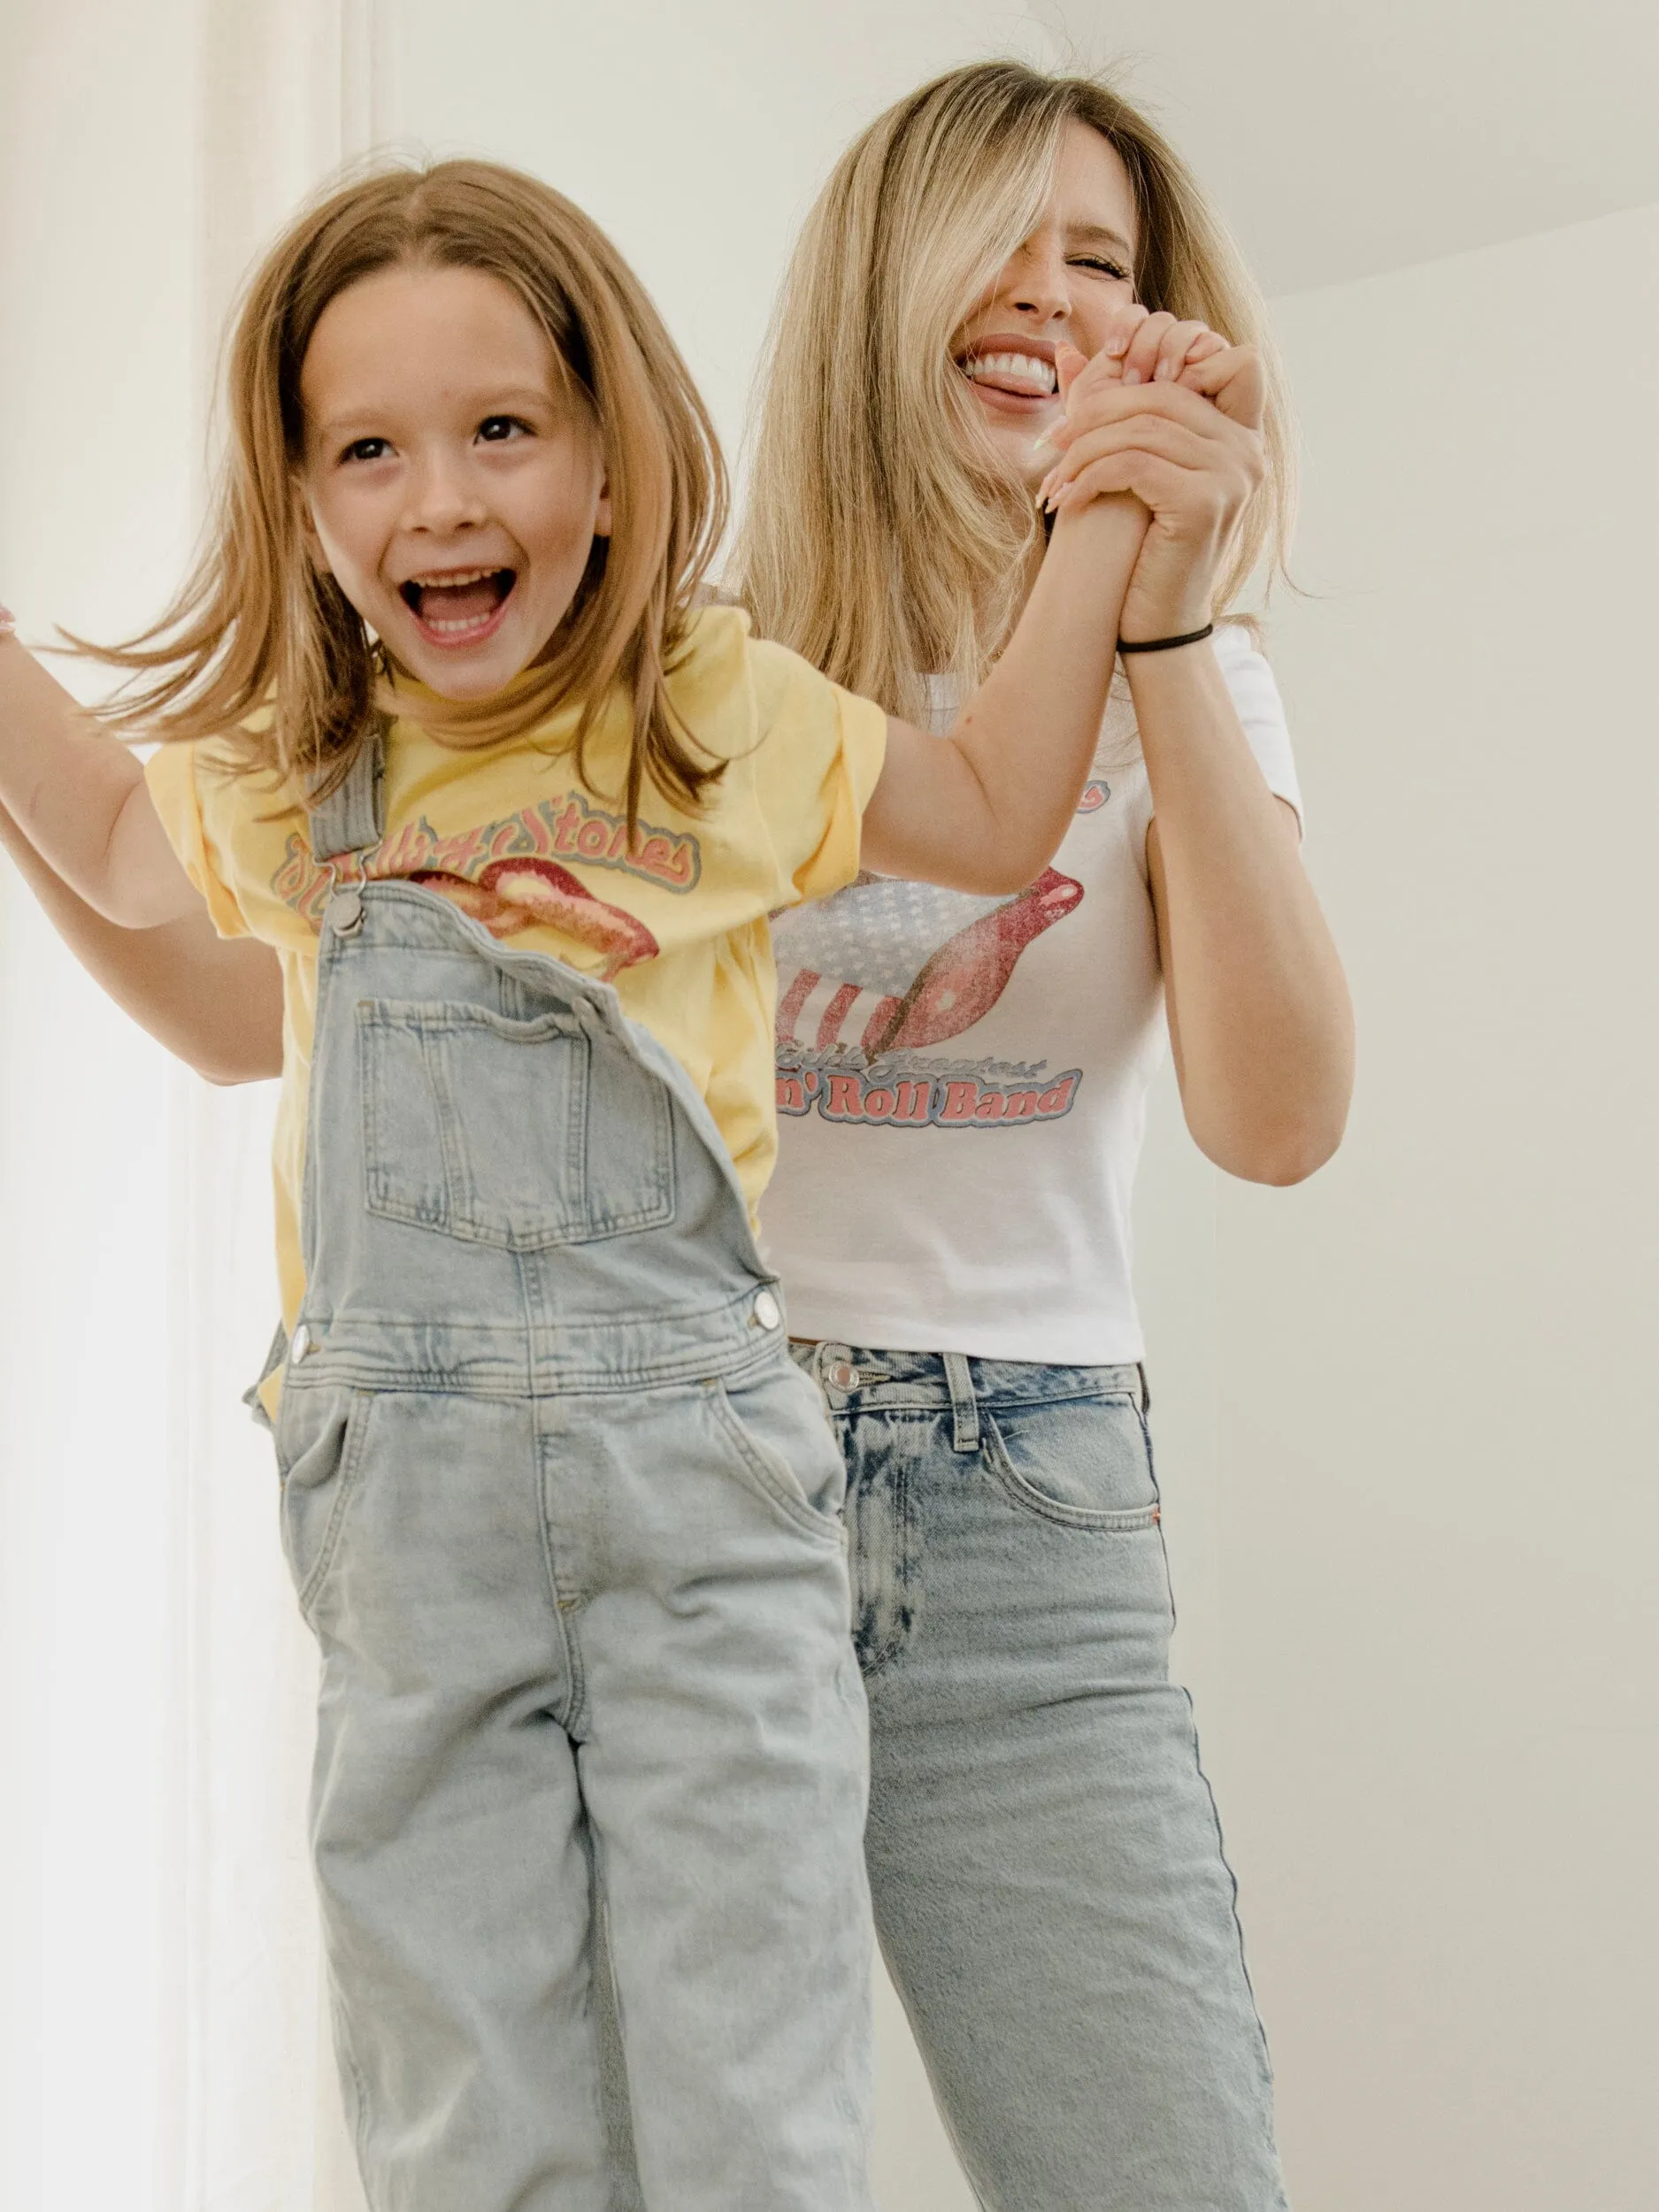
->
xmin=307 ymin=726 xmax=387 ymax=864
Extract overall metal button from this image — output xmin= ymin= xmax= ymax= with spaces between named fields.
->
xmin=752 ymin=1289 xmax=782 ymax=1333
xmin=826 ymin=1361 xmax=859 ymax=1392
xmin=288 ymin=1323 xmax=314 ymax=1363
xmin=327 ymin=887 xmax=365 ymax=935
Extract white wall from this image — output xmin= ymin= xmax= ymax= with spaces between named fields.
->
xmin=1137 ymin=200 xmax=1659 ymax=2210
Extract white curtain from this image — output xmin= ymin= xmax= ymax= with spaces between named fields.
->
xmin=0 ymin=4 xmax=385 ymax=2204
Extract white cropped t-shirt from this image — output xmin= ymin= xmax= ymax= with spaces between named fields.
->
xmin=761 ymin=625 xmax=1301 ymax=1364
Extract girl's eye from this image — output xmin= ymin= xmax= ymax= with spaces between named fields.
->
xmin=1072 ymin=257 xmax=1132 ymax=284
xmin=342 ymin=436 xmax=391 ymax=464
xmin=478 ymin=415 xmax=531 ymax=443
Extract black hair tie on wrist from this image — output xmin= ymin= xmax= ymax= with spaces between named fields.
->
xmin=1117 ymin=622 xmax=1214 ymax=656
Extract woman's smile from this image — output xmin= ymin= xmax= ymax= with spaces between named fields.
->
xmin=957 ymin=334 xmax=1061 ymax=418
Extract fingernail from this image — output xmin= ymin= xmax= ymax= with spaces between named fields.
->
xmin=1106 ymin=332 xmax=1129 ymax=357
xmin=1123 ymin=367 xmax=1142 ymax=385
xmin=0 ymin=603 xmax=17 ymax=636
xmin=1031 ymin=435 xmax=1059 ymax=459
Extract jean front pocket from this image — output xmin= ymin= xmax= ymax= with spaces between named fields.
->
xmin=357 ymin=999 xmax=675 ymax=1248
xmin=981 ymin=1392 xmax=1161 ymax=1531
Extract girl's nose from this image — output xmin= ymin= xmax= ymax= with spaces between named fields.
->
xmin=403 ymin=451 xmax=488 ymax=534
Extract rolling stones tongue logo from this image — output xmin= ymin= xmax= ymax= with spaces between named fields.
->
xmin=773 ymin=867 xmax=1082 ymax=1059
xmin=411 ymin=857 xmax=657 ymax=981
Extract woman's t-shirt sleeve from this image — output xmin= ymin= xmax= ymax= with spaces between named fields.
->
xmin=143 ymin=741 xmax=250 ymax=937
xmin=744 ymin=636 xmax=888 ymax=908
xmin=1211 ymin=620 xmax=1302 ymax=826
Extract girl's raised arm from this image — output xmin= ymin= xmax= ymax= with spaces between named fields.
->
xmin=861 ymin=487 xmax=1144 ymax=893
xmin=0 ymin=795 xmax=284 ymax=1084
xmin=0 ymin=613 xmax=199 ymax=926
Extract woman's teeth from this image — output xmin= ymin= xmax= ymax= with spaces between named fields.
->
xmin=962 ymin=351 xmax=1058 ymax=396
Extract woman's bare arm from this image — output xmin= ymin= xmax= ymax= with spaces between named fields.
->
xmin=1041 ymin=326 xmax=1354 ymax=1185
xmin=1138 ymin=650 xmax=1352 ymax=1186
xmin=0 ymin=796 xmax=284 ymax=1084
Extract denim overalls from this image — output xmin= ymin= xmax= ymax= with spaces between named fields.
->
xmin=269 ymin=736 xmax=875 ymax=2212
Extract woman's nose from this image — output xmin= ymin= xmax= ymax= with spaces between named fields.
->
xmin=1001 ymin=243 xmax=1071 ymax=324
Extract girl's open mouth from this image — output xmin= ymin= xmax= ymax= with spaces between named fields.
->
xmin=399 ymin=567 xmax=518 ymax=646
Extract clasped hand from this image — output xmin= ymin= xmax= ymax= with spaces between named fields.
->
xmin=1037 ymin=306 xmax=1268 ymax=643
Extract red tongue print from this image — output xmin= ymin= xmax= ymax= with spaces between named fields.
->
xmin=419 ymin=576 xmax=503 ymax=624
xmin=775 ymin=866 xmax=1083 ymax=1059
xmin=872 ymin=867 xmax=1079 ymax=1053
xmin=410 ymin=856 xmax=657 ymax=980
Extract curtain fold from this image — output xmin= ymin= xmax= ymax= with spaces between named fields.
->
xmin=0 ymin=4 xmax=386 ymax=2205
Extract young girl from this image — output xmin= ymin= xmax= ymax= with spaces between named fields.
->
xmin=738 ymin=62 xmax=1354 ymax=2212
xmin=0 ymin=158 xmax=1169 ymax=2210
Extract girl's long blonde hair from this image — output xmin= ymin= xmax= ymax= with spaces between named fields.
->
xmin=734 ymin=59 xmax=1295 ymax=724
xmin=80 ymin=159 xmax=728 ymax=821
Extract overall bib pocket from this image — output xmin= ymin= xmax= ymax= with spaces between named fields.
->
xmin=357 ymin=999 xmax=676 ymax=1248
xmin=981 ymin=1393 xmax=1161 ymax=1531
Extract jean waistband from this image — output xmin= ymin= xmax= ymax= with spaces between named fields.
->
xmin=791 ymin=1341 xmax=1149 ymax=1451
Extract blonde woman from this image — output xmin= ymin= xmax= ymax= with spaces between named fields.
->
xmin=737 ymin=61 xmax=1353 ymax=2211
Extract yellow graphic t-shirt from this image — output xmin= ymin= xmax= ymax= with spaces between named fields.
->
xmin=146 ymin=607 xmax=887 ymax=1350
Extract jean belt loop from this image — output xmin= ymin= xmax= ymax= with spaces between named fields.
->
xmin=1137 ymin=1360 xmax=1153 ymax=1417
xmin=941 ymin=1350 xmax=980 ymax=1454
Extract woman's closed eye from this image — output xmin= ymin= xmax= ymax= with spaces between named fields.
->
xmin=1070 ymin=255 xmax=1132 ymax=284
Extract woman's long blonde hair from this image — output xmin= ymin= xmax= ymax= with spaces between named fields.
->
xmin=734 ymin=59 xmax=1294 ymax=724
xmin=79 ymin=159 xmax=728 ymax=821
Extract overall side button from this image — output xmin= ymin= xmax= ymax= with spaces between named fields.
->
xmin=751 ymin=1289 xmax=782 ymax=1333
xmin=327 ymin=887 xmax=365 ymax=935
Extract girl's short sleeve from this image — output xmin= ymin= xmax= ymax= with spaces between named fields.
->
xmin=744 ymin=637 xmax=888 ymax=909
xmin=143 ymin=742 xmax=250 ymax=937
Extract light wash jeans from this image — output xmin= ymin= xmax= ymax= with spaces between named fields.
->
xmin=799 ymin=1344 xmax=1289 ymax=2212
xmin=268 ymin=741 xmax=877 ymax=2212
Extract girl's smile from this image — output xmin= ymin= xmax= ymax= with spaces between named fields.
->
xmin=298 ymin=262 xmax=611 ymax=710
xmin=397 ymin=563 xmax=519 ymax=648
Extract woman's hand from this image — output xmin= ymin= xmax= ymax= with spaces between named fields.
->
xmin=1036 ymin=312 xmax=1266 ymax=643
